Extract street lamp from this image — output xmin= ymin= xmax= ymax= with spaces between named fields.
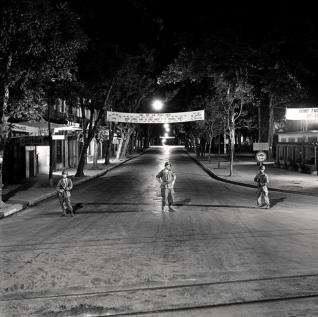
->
xmin=152 ymin=99 xmax=164 ymax=111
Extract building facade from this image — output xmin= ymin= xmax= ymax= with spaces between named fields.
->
xmin=276 ymin=131 xmax=318 ymax=174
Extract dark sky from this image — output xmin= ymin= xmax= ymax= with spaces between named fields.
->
xmin=67 ymin=0 xmax=318 ymax=101
xmin=68 ymin=1 xmax=318 ymax=45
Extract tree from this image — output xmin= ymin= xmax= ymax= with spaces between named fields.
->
xmin=0 ymin=0 xmax=87 ymax=206
xmin=256 ymin=53 xmax=306 ymax=159
xmin=109 ymin=49 xmax=157 ymax=160
xmin=159 ymin=38 xmax=255 ymax=175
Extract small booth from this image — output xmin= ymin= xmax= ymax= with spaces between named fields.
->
xmin=276 ymin=107 xmax=318 ymax=174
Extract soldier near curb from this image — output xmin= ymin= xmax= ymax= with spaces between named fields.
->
xmin=254 ymin=165 xmax=270 ymax=209
xmin=56 ymin=170 xmax=74 ymax=216
xmin=156 ymin=162 xmax=176 ymax=212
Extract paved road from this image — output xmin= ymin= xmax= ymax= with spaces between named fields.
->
xmin=1 ymin=146 xmax=318 ymax=316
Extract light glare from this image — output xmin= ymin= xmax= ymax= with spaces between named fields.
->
xmin=152 ymin=99 xmax=164 ymax=111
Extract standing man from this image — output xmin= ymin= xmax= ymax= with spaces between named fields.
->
xmin=254 ymin=165 xmax=270 ymax=209
xmin=56 ymin=170 xmax=74 ymax=216
xmin=156 ymin=162 xmax=176 ymax=212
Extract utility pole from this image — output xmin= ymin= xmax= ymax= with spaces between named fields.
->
xmin=48 ymin=98 xmax=54 ymax=187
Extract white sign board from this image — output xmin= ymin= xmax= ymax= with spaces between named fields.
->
xmin=253 ymin=142 xmax=269 ymax=151
xmin=52 ymin=135 xmax=65 ymax=140
xmin=286 ymin=108 xmax=318 ymax=121
xmin=25 ymin=146 xmax=35 ymax=151
xmin=255 ymin=151 xmax=267 ymax=162
xmin=107 ymin=110 xmax=205 ymax=124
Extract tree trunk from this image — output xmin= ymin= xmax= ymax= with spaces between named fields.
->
xmin=229 ymin=114 xmax=235 ymax=176
xmin=223 ymin=127 xmax=227 ymax=155
xmin=75 ymin=140 xmax=89 ymax=177
xmin=92 ymin=138 xmax=99 ymax=169
xmin=258 ymin=104 xmax=261 ymax=142
xmin=267 ymin=95 xmax=275 ymax=160
xmin=208 ymin=136 xmax=212 ymax=161
xmin=115 ymin=137 xmax=124 ymax=161
xmin=48 ymin=102 xmax=54 ymax=187
xmin=120 ymin=128 xmax=134 ymax=160
xmin=0 ymin=82 xmax=10 ymax=207
xmin=218 ymin=133 xmax=221 ymax=168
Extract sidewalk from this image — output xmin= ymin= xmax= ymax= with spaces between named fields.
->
xmin=188 ymin=152 xmax=318 ymax=196
xmin=0 ymin=153 xmax=144 ymax=218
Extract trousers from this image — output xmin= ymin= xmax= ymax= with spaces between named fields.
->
xmin=161 ymin=188 xmax=174 ymax=207
xmin=257 ymin=186 xmax=270 ymax=206
xmin=58 ymin=193 xmax=73 ymax=213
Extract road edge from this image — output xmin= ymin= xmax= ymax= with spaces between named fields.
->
xmin=0 ymin=150 xmax=147 ymax=219
xmin=186 ymin=150 xmax=318 ymax=197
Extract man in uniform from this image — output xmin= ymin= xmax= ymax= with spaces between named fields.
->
xmin=156 ymin=162 xmax=176 ymax=212
xmin=56 ymin=170 xmax=74 ymax=216
xmin=254 ymin=165 xmax=270 ymax=209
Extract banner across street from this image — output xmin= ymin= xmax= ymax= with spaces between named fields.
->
xmin=106 ymin=110 xmax=205 ymax=124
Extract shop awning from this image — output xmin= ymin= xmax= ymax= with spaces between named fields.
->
xmin=10 ymin=121 xmax=82 ymax=136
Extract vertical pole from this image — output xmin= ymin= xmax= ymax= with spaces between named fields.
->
xmin=258 ymin=104 xmax=261 ymax=142
xmin=315 ymin=146 xmax=317 ymax=175
xmin=48 ymin=101 xmax=54 ymax=187
xmin=218 ymin=133 xmax=221 ymax=168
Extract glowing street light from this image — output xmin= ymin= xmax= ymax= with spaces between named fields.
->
xmin=152 ymin=99 xmax=164 ymax=111
xmin=163 ymin=123 xmax=169 ymax=129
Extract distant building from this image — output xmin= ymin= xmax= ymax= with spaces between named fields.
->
xmin=276 ymin=109 xmax=318 ymax=174
xmin=3 ymin=98 xmax=105 ymax=185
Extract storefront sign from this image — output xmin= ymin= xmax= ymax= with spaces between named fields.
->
xmin=286 ymin=108 xmax=318 ymax=120
xmin=52 ymin=135 xmax=65 ymax=140
xmin=253 ymin=142 xmax=269 ymax=151
xmin=107 ymin=110 xmax=205 ymax=124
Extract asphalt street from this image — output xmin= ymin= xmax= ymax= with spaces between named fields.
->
xmin=1 ymin=146 xmax=318 ymax=316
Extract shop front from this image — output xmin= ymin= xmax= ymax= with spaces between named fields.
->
xmin=3 ymin=121 xmax=82 ymax=185
xmin=276 ymin=131 xmax=318 ymax=174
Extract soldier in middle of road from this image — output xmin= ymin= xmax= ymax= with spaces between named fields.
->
xmin=254 ymin=165 xmax=270 ymax=209
xmin=156 ymin=162 xmax=176 ymax=212
xmin=56 ymin=170 xmax=74 ymax=217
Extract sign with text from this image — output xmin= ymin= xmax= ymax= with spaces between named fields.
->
xmin=52 ymin=135 xmax=65 ymax=140
xmin=286 ymin=108 xmax=318 ymax=120
xmin=11 ymin=123 xmax=38 ymax=134
xmin=253 ymin=142 xmax=269 ymax=151
xmin=107 ymin=110 xmax=205 ymax=124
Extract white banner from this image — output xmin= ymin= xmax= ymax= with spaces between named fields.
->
xmin=286 ymin=108 xmax=318 ymax=120
xmin=107 ymin=110 xmax=205 ymax=124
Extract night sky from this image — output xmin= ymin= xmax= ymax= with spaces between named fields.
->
xmin=67 ymin=0 xmax=318 ymax=104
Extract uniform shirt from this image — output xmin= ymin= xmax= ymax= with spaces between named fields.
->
xmin=254 ymin=172 xmax=269 ymax=187
xmin=56 ymin=178 xmax=73 ymax=193
xmin=156 ymin=169 xmax=176 ymax=189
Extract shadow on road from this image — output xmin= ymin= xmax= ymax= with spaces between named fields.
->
xmin=270 ymin=197 xmax=286 ymax=208
xmin=69 ymin=201 xmax=260 ymax=213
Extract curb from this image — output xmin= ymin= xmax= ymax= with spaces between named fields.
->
xmin=0 ymin=151 xmax=146 ymax=218
xmin=186 ymin=151 xmax=318 ymax=197
xmin=0 ymin=203 xmax=26 ymax=219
